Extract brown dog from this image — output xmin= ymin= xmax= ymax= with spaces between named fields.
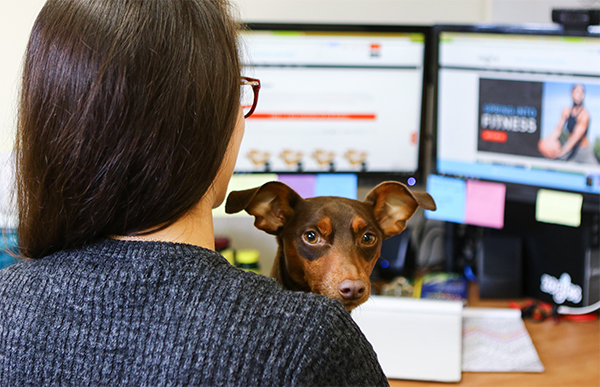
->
xmin=225 ymin=181 xmax=436 ymax=311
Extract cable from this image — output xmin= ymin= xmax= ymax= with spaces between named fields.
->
xmin=557 ymin=301 xmax=600 ymax=315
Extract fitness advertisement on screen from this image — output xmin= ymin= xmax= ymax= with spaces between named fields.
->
xmin=477 ymin=78 xmax=543 ymax=158
xmin=538 ymin=81 xmax=600 ymax=165
xmin=478 ymin=78 xmax=600 ymax=165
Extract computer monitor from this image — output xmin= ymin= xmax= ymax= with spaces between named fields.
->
xmin=433 ymin=24 xmax=600 ymax=209
xmin=236 ymin=23 xmax=429 ymax=183
xmin=432 ymin=25 xmax=600 ymax=305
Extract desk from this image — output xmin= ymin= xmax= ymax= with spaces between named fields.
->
xmin=388 ymin=285 xmax=600 ymax=387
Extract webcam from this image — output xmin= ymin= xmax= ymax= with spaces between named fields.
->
xmin=552 ymin=8 xmax=600 ymax=30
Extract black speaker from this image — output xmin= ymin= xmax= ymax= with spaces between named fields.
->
xmin=478 ymin=201 xmax=599 ymax=307
xmin=521 ymin=211 xmax=599 ymax=307
xmin=372 ymin=228 xmax=415 ymax=281
xmin=477 ymin=232 xmax=523 ymax=298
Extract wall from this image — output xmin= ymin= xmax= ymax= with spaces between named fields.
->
xmin=232 ymin=0 xmax=492 ymax=24
xmin=0 ymin=0 xmax=47 ymax=228
xmin=233 ymin=0 xmax=594 ymax=24
xmin=0 ymin=0 xmax=46 ymax=153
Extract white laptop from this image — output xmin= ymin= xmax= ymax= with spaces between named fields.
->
xmin=352 ymin=295 xmax=463 ymax=382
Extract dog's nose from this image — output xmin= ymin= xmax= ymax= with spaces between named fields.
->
xmin=338 ymin=279 xmax=366 ymax=300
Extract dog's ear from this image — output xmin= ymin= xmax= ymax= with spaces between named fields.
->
xmin=364 ymin=181 xmax=436 ymax=238
xmin=225 ymin=181 xmax=302 ymax=235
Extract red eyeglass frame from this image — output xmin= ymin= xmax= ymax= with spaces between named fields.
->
xmin=241 ymin=76 xmax=261 ymax=118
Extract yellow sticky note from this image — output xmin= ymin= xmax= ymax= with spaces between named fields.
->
xmin=212 ymin=174 xmax=278 ymax=218
xmin=535 ymin=189 xmax=583 ymax=227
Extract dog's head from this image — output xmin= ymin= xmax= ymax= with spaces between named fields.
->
xmin=225 ymin=181 xmax=436 ymax=311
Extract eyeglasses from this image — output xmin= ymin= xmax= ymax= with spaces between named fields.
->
xmin=241 ymin=76 xmax=261 ymax=119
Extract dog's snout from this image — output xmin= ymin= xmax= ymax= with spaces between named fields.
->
xmin=338 ymin=279 xmax=366 ymax=300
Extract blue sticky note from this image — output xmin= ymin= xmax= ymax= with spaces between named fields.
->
xmin=315 ymin=174 xmax=358 ymax=199
xmin=425 ymin=175 xmax=466 ymax=224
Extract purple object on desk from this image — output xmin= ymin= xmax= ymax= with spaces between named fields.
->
xmin=277 ymin=174 xmax=317 ymax=198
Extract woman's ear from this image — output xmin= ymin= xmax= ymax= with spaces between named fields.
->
xmin=210 ymin=108 xmax=246 ymax=209
xmin=364 ymin=181 xmax=436 ymax=238
xmin=225 ymin=181 xmax=302 ymax=235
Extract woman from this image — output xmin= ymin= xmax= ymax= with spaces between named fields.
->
xmin=0 ymin=1 xmax=388 ymax=386
xmin=538 ymin=84 xmax=598 ymax=164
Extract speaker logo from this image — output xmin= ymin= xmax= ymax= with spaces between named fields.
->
xmin=540 ymin=273 xmax=582 ymax=304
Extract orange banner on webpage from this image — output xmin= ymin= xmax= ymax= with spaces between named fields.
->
xmin=481 ymin=129 xmax=508 ymax=143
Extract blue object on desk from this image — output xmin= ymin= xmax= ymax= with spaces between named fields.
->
xmin=418 ymin=272 xmax=469 ymax=304
xmin=0 ymin=230 xmax=19 ymax=269
xmin=315 ymin=174 xmax=357 ymax=199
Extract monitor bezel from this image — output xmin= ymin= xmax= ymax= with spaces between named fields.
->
xmin=430 ymin=24 xmax=600 ymax=212
xmin=236 ymin=22 xmax=432 ymax=186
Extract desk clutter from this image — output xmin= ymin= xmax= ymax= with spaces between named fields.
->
xmin=215 ymin=237 xmax=262 ymax=275
xmin=352 ymin=294 xmax=544 ymax=382
xmin=360 ymin=269 xmax=598 ymax=382
xmin=380 ymin=272 xmax=468 ymax=304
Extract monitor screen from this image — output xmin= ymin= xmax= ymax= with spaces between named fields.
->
xmin=434 ymin=25 xmax=600 ymax=202
xmin=235 ymin=24 xmax=428 ymax=178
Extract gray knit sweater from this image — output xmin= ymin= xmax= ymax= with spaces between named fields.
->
xmin=0 ymin=239 xmax=388 ymax=386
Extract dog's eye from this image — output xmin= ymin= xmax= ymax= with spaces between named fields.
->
xmin=362 ymin=233 xmax=377 ymax=246
xmin=303 ymin=231 xmax=319 ymax=244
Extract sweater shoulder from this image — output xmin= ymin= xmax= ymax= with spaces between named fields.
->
xmin=0 ymin=240 xmax=388 ymax=386
xmin=286 ymin=297 xmax=389 ymax=386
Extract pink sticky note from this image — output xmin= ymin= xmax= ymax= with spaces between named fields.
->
xmin=465 ymin=180 xmax=506 ymax=229
xmin=277 ymin=174 xmax=316 ymax=199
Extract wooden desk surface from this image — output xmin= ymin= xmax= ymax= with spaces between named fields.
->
xmin=388 ymin=286 xmax=600 ymax=387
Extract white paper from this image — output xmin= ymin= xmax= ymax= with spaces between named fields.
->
xmin=462 ymin=307 xmax=544 ymax=373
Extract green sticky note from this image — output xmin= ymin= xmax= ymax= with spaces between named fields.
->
xmin=535 ymin=189 xmax=583 ymax=227
xmin=212 ymin=174 xmax=278 ymax=218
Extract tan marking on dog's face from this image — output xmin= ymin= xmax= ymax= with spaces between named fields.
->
xmin=351 ymin=216 xmax=368 ymax=234
xmin=317 ymin=217 xmax=332 ymax=238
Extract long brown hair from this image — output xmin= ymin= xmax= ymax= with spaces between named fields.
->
xmin=16 ymin=0 xmax=241 ymax=259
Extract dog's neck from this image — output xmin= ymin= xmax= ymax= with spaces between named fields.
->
xmin=271 ymin=242 xmax=311 ymax=293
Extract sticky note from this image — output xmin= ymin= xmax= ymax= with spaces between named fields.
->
xmin=277 ymin=174 xmax=316 ymax=198
xmin=213 ymin=173 xmax=278 ymax=218
xmin=315 ymin=174 xmax=357 ymax=199
xmin=536 ymin=189 xmax=583 ymax=227
xmin=465 ymin=180 xmax=506 ymax=229
xmin=424 ymin=175 xmax=466 ymax=224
